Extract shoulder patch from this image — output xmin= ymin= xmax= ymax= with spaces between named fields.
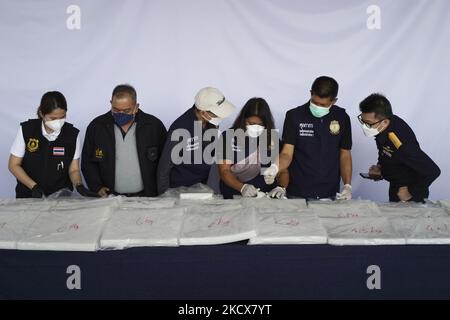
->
xmin=388 ymin=132 xmax=403 ymax=149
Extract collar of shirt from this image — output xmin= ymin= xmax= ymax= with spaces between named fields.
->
xmin=376 ymin=115 xmax=396 ymax=145
xmin=41 ymin=121 xmax=61 ymax=142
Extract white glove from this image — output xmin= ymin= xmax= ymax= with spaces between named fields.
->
xmin=240 ymin=184 xmax=259 ymax=197
xmin=268 ymin=186 xmax=287 ymax=199
xmin=336 ymin=184 xmax=352 ymax=200
xmin=262 ymin=164 xmax=279 ymax=185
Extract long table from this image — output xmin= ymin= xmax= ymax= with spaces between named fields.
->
xmin=1 ymin=243 xmax=450 ymax=299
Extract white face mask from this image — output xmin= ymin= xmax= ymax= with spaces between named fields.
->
xmin=208 ymin=117 xmax=222 ymax=126
xmin=361 ymin=123 xmax=381 ymax=137
xmin=45 ymin=118 xmax=66 ymax=132
xmin=246 ymin=124 xmax=265 ymax=138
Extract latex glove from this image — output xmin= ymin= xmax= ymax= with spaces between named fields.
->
xmin=336 ymin=184 xmax=352 ymax=200
xmin=76 ymin=184 xmax=101 ymax=198
xmin=240 ymin=184 xmax=259 ymax=198
xmin=262 ymin=164 xmax=279 ymax=185
xmin=268 ymin=186 xmax=287 ymax=199
xmin=31 ymin=184 xmax=44 ymax=198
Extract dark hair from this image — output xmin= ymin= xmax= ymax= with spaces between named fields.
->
xmin=37 ymin=91 xmax=67 ymax=119
xmin=359 ymin=93 xmax=393 ymax=119
xmin=232 ymin=97 xmax=276 ymax=147
xmin=112 ymin=84 xmax=137 ymax=104
xmin=311 ymin=76 xmax=339 ymax=99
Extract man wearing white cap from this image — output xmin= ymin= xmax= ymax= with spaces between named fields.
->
xmin=157 ymin=87 xmax=235 ymax=194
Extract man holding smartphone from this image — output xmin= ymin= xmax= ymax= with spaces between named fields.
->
xmin=358 ymin=93 xmax=440 ymax=202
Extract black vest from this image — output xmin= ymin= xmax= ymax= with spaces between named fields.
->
xmin=16 ymin=119 xmax=79 ymax=198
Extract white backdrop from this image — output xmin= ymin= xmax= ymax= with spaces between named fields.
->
xmin=0 ymin=0 xmax=449 ymax=200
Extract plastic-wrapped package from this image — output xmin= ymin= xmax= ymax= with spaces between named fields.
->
xmin=177 ymin=198 xmax=243 ymax=212
xmin=249 ymin=210 xmax=327 ymax=245
xmin=322 ymin=217 xmax=405 ymax=245
xmin=0 ymin=199 xmax=53 ymax=212
xmin=0 ymin=210 xmax=41 ymax=249
xmin=179 ymin=207 xmax=256 ymax=245
xmin=51 ymin=196 xmax=120 ymax=210
xmin=389 ymin=216 xmax=450 ymax=245
xmin=17 ymin=206 xmax=112 ymax=251
xmin=308 ymin=200 xmax=380 ymax=218
xmin=438 ymin=200 xmax=450 ymax=214
xmin=100 ymin=207 xmax=185 ymax=249
xmin=378 ymin=202 xmax=448 ymax=218
xmin=118 ymin=197 xmax=176 ymax=209
xmin=161 ymin=183 xmax=214 ymax=200
xmin=241 ymin=197 xmax=307 ymax=213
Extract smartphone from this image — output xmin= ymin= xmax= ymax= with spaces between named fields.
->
xmin=360 ymin=172 xmax=383 ymax=180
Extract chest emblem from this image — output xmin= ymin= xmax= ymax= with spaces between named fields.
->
xmin=329 ymin=120 xmax=340 ymax=135
xmin=27 ymin=138 xmax=39 ymax=153
xmin=95 ymin=148 xmax=104 ymax=159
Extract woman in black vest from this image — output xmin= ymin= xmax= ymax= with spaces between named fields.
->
xmin=8 ymin=91 xmax=96 ymax=198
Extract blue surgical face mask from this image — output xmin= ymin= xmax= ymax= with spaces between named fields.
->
xmin=112 ymin=111 xmax=135 ymax=126
xmin=309 ymin=100 xmax=331 ymax=118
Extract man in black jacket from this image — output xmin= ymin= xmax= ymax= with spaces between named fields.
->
xmin=358 ymin=93 xmax=440 ymax=202
xmin=82 ymin=84 xmax=167 ymax=197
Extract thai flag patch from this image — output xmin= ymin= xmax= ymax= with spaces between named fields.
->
xmin=53 ymin=147 xmax=65 ymax=156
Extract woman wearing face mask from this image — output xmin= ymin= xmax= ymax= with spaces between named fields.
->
xmin=218 ymin=97 xmax=289 ymax=199
xmin=8 ymin=91 xmax=96 ymax=198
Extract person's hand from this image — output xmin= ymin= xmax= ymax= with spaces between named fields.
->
xmin=240 ymin=184 xmax=258 ymax=198
xmin=97 ymin=186 xmax=110 ymax=198
xmin=268 ymin=186 xmax=286 ymax=199
xmin=336 ymin=184 xmax=352 ymax=200
xmin=31 ymin=184 xmax=44 ymax=198
xmin=76 ymin=184 xmax=100 ymax=198
xmin=368 ymin=165 xmax=382 ymax=180
xmin=397 ymin=186 xmax=412 ymax=202
xmin=262 ymin=164 xmax=278 ymax=185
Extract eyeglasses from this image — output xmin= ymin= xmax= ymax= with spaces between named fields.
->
xmin=357 ymin=114 xmax=385 ymax=128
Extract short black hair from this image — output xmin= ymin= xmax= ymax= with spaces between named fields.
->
xmin=37 ymin=91 xmax=67 ymax=119
xmin=231 ymin=97 xmax=276 ymax=147
xmin=112 ymin=84 xmax=137 ymax=104
xmin=359 ymin=93 xmax=393 ymax=119
xmin=311 ymin=76 xmax=339 ymax=99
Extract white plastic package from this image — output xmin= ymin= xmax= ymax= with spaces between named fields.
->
xmin=378 ymin=202 xmax=448 ymax=218
xmin=100 ymin=207 xmax=185 ymax=249
xmin=241 ymin=197 xmax=307 ymax=213
xmin=179 ymin=207 xmax=256 ymax=245
xmin=322 ymin=217 xmax=406 ymax=245
xmin=17 ymin=206 xmax=112 ymax=251
xmin=161 ymin=183 xmax=215 ymax=200
xmin=0 ymin=210 xmax=41 ymax=249
xmin=308 ymin=200 xmax=381 ymax=218
xmin=118 ymin=196 xmax=176 ymax=209
xmin=249 ymin=210 xmax=327 ymax=245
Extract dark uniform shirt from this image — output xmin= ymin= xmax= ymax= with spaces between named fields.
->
xmin=282 ymin=102 xmax=352 ymax=199
xmin=157 ymin=106 xmax=218 ymax=193
xmin=375 ymin=115 xmax=440 ymax=202
xmin=81 ymin=110 xmax=167 ymax=197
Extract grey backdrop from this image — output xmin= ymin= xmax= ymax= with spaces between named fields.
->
xmin=0 ymin=0 xmax=449 ymax=200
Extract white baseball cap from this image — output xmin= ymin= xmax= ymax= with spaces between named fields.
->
xmin=194 ymin=87 xmax=236 ymax=119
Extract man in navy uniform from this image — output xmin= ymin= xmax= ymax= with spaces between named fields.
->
xmin=275 ymin=76 xmax=353 ymax=200
xmin=157 ymin=87 xmax=235 ymax=194
xmin=358 ymin=93 xmax=440 ymax=202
